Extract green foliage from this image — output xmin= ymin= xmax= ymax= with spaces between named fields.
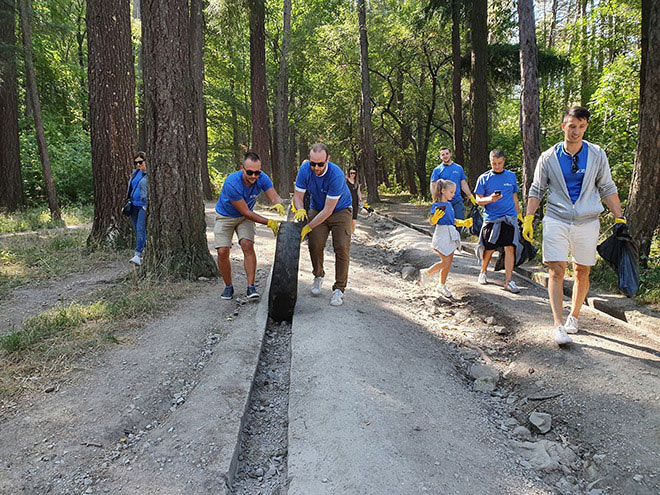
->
xmin=0 ymin=204 xmax=92 ymax=233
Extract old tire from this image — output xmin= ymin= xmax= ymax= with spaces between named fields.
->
xmin=268 ymin=221 xmax=303 ymax=322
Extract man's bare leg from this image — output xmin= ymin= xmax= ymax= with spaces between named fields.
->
xmin=547 ymin=261 xmax=567 ymax=327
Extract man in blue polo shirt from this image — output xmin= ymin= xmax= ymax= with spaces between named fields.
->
xmin=523 ymin=106 xmax=625 ymax=346
xmin=429 ymin=147 xmax=476 ymax=220
xmin=214 ymin=151 xmax=285 ymax=301
xmin=293 ymin=143 xmax=353 ymax=307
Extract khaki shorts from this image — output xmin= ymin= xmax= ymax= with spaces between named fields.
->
xmin=542 ymin=216 xmax=600 ymax=266
xmin=214 ymin=215 xmax=255 ymax=248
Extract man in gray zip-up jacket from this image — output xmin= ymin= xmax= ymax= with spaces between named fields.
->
xmin=523 ymin=106 xmax=625 ymax=346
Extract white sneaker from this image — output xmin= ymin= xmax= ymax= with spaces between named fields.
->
xmin=129 ymin=255 xmax=142 ymax=266
xmin=311 ymin=277 xmax=323 ymax=296
xmin=330 ymin=289 xmax=343 ymax=306
xmin=504 ymin=280 xmax=520 ymax=294
xmin=564 ymin=315 xmax=579 ymax=334
xmin=478 ymin=272 xmax=488 ymax=285
xmin=438 ymin=284 xmax=452 ymax=299
xmin=419 ymin=269 xmax=430 ymax=287
xmin=554 ymin=325 xmax=573 ymax=346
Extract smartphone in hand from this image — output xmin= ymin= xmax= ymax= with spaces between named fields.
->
xmin=493 ymin=190 xmax=502 ymax=196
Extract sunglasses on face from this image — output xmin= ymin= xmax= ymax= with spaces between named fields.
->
xmin=349 ymin=172 xmax=356 ymax=175
xmin=571 ymin=155 xmax=579 ymax=174
xmin=134 ymin=159 xmax=144 ymax=165
xmin=244 ymin=169 xmax=261 ymax=176
xmin=309 ymin=161 xmax=325 ymax=168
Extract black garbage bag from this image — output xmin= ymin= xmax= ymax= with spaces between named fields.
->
xmin=493 ymin=222 xmax=537 ymax=271
xmin=469 ymin=204 xmax=483 ymax=236
xmin=596 ymin=223 xmax=639 ymax=298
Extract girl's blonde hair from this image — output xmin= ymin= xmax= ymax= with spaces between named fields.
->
xmin=433 ymin=179 xmax=456 ymax=201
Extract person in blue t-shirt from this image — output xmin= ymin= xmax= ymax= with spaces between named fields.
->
xmin=429 ymin=147 xmax=476 ymax=220
xmin=127 ymin=151 xmax=148 ymax=266
xmin=214 ymin=151 xmax=286 ymax=301
xmin=293 ymin=143 xmax=353 ymax=307
xmin=474 ymin=149 xmax=522 ymax=294
xmin=420 ymin=180 xmax=473 ymax=299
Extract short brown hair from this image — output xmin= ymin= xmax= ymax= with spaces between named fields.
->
xmin=309 ymin=142 xmax=329 ymax=159
xmin=563 ymin=106 xmax=590 ymax=122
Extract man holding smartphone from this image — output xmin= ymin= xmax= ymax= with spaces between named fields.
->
xmin=474 ymin=149 xmax=523 ymax=293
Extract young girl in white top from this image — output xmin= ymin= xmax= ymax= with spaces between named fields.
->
xmin=422 ymin=180 xmax=472 ymax=298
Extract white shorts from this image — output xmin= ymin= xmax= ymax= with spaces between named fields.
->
xmin=542 ymin=216 xmax=600 ymax=266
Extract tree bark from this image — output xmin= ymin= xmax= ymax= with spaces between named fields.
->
xmin=627 ymin=0 xmax=660 ymax=265
xmin=190 ymin=0 xmax=213 ymax=200
xmin=86 ymin=0 xmax=136 ymax=248
xmin=248 ymin=0 xmax=271 ymax=175
xmin=142 ymin=0 xmax=216 ymax=278
xmin=0 ymin=0 xmax=24 ymax=210
xmin=357 ymin=0 xmax=379 ymax=203
xmin=19 ymin=0 xmax=61 ymax=220
xmin=518 ymin=0 xmax=541 ymax=205
xmin=468 ymin=0 xmax=489 ymax=185
xmin=275 ymin=0 xmax=291 ymax=195
xmin=451 ymin=0 xmax=464 ymax=166
xmin=134 ymin=0 xmax=146 ymax=151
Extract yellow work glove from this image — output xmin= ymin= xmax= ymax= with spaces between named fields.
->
xmin=267 ymin=219 xmax=280 ymax=237
xmin=614 ymin=217 xmax=626 ymax=224
xmin=430 ymin=208 xmax=446 ymax=225
xmin=294 ymin=208 xmax=308 ymax=222
xmin=517 ymin=212 xmax=524 ymax=222
xmin=469 ymin=194 xmax=477 ymax=205
xmin=522 ymin=214 xmax=534 ymax=243
xmin=455 ymin=218 xmax=473 ymax=228
xmin=269 ymin=203 xmax=286 ymax=216
xmin=300 ymin=224 xmax=312 ymax=242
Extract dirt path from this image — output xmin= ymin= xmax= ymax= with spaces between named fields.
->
xmin=1 ymin=205 xmax=658 ymax=494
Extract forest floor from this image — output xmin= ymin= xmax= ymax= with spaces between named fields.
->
xmin=0 ymin=201 xmax=658 ymax=494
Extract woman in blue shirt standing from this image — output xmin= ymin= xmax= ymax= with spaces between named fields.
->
xmin=127 ymin=152 xmax=148 ymax=266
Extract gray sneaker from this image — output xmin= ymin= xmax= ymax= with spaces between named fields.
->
xmin=311 ymin=277 xmax=323 ymax=296
xmin=554 ymin=325 xmax=573 ymax=346
xmin=329 ymin=289 xmax=343 ymax=306
xmin=564 ymin=315 xmax=579 ymax=334
xmin=129 ymin=255 xmax=141 ymax=266
xmin=505 ymin=280 xmax=520 ymax=294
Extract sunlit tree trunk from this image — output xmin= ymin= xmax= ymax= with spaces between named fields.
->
xmin=248 ymin=0 xmax=271 ymax=175
xmin=627 ymin=0 xmax=660 ymax=266
xmin=451 ymin=0 xmax=464 ymax=166
xmin=469 ymin=0 xmax=489 ymax=184
xmin=357 ymin=0 xmax=379 ymax=203
xmin=275 ymin=0 xmax=291 ymax=195
xmin=86 ymin=0 xmax=137 ymax=248
xmin=19 ymin=0 xmax=61 ymax=220
xmin=0 ymin=0 xmax=24 ymax=210
xmin=190 ymin=0 xmax=213 ymax=200
xmin=142 ymin=0 xmax=217 ymax=277
xmin=518 ymin=0 xmax=540 ymax=205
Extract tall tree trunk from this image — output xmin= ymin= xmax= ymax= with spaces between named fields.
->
xmin=627 ymin=0 xmax=660 ymax=266
xmin=396 ymin=72 xmax=417 ymax=196
xmin=0 ymin=0 xmax=24 ymax=210
xmin=248 ymin=0 xmax=271 ymax=175
xmin=134 ymin=0 xmax=146 ymax=151
xmin=142 ymin=0 xmax=216 ymax=277
xmin=230 ymin=77 xmax=242 ymax=166
xmin=547 ymin=0 xmax=558 ymax=49
xmin=357 ymin=0 xmax=379 ymax=203
xmin=19 ymin=0 xmax=61 ymax=220
xmin=579 ymin=0 xmax=590 ymax=106
xmin=468 ymin=0 xmax=489 ymax=185
xmin=451 ymin=0 xmax=464 ymax=166
xmin=86 ymin=0 xmax=136 ymax=248
xmin=190 ymin=0 xmax=213 ymax=200
xmin=518 ymin=0 xmax=541 ymax=205
xmin=275 ymin=0 xmax=291 ymax=195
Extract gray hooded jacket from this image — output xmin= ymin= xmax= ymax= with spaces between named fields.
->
xmin=528 ymin=140 xmax=617 ymax=225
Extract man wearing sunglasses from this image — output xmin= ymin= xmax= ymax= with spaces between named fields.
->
xmin=523 ymin=106 xmax=625 ymax=346
xmin=214 ymin=151 xmax=286 ymax=301
xmin=293 ymin=143 xmax=353 ymax=307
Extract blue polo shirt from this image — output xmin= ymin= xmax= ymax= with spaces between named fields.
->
xmin=474 ymin=169 xmax=519 ymax=221
xmin=215 ymin=170 xmax=274 ymax=217
xmin=430 ymin=162 xmax=467 ymax=202
xmin=430 ymin=201 xmax=455 ymax=226
xmin=555 ymin=142 xmax=589 ymax=204
xmin=295 ymin=161 xmax=352 ymax=212
xmin=130 ymin=170 xmax=146 ymax=207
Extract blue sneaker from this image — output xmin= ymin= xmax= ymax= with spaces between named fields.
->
xmin=221 ymin=285 xmax=234 ymax=300
xmin=246 ymin=285 xmax=260 ymax=300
